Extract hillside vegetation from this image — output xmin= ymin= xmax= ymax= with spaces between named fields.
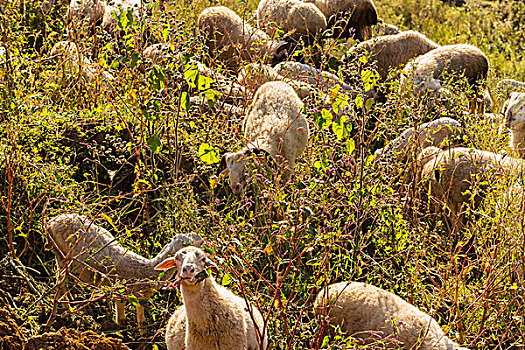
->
xmin=1 ymin=0 xmax=525 ymax=349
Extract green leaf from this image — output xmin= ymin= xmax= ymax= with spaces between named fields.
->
xmin=181 ymin=91 xmax=190 ymax=112
xmin=184 ymin=62 xmax=199 ymax=88
xmin=147 ymin=135 xmax=162 ymax=154
xmin=346 ymin=138 xmax=355 ymax=155
xmin=198 ymin=143 xmax=220 ymax=164
xmin=355 ymin=93 xmax=363 ymax=109
xmin=127 ymin=295 xmax=139 ymax=307
xmin=197 ymin=75 xmax=213 ymax=91
xmin=365 ymin=97 xmax=374 ymax=112
xmin=332 ymin=115 xmax=351 ymax=140
xmin=130 ymin=53 xmax=139 ymax=68
xmin=361 ymin=69 xmax=379 ymax=91
xmin=222 ymin=273 xmax=232 ymax=286
xmin=204 ymin=89 xmax=219 ymax=107
xmin=315 ymin=109 xmax=332 ymax=130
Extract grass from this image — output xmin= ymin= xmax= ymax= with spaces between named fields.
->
xmin=1 ymin=0 xmax=525 ymax=348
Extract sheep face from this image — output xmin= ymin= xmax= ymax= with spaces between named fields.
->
xmin=155 ymin=246 xmax=216 ymax=287
xmin=219 ymin=148 xmax=274 ymax=196
xmin=502 ymin=92 xmax=525 ymax=130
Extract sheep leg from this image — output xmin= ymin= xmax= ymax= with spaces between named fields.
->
xmin=136 ymin=304 xmax=146 ymax=335
xmin=115 ymin=300 xmax=126 ymax=325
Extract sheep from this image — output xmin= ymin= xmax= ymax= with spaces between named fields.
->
xmin=155 ymin=246 xmax=268 ymax=350
xmin=66 ymin=0 xmax=107 ymax=28
xmin=45 ymin=213 xmax=203 ymax=333
xmin=303 ymin=0 xmax=378 ymax=40
xmin=400 ymin=44 xmax=489 ymax=113
xmin=101 ymin=0 xmax=142 ymax=32
xmin=374 ymin=117 xmax=465 ymax=162
xmin=314 ymin=281 xmax=469 ymax=349
xmin=257 ymin=0 xmax=327 ymax=40
xmin=197 ymin=6 xmax=290 ymax=73
xmin=374 ymin=21 xmax=400 ymax=36
xmin=142 ymin=43 xmax=250 ymax=105
xmin=495 ymin=79 xmax=525 ymax=100
xmin=238 ymin=62 xmax=350 ymax=99
xmin=501 ymin=92 xmax=525 ymax=158
xmin=416 ymin=146 xmax=525 ymax=232
xmin=219 ymin=81 xmax=309 ymax=195
xmin=50 ymin=41 xmax=115 ymax=88
xmin=348 ymin=30 xmax=439 ymax=82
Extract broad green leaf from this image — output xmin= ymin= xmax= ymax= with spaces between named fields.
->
xmin=147 ymin=135 xmax=162 ymax=154
xmin=198 ymin=143 xmax=220 ymax=164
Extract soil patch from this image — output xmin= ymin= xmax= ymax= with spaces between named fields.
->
xmin=0 ymin=307 xmax=26 ymax=350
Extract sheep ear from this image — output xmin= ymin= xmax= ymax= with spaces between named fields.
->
xmin=205 ymin=257 xmax=218 ymax=273
xmin=217 ymin=154 xmax=229 ymax=177
xmin=271 ymin=40 xmax=291 ymax=64
xmin=154 ymin=257 xmax=177 ymax=271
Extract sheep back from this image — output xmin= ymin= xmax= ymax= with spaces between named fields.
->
xmin=351 ymin=30 xmax=439 ymax=81
xmin=404 ymin=44 xmax=488 ymax=87
xmin=257 ymin=0 xmax=327 ymax=39
xmin=304 ymin=0 xmax=378 ymax=40
xmin=314 ymin=281 xmax=463 ymax=349
xmin=67 ymin=0 xmax=107 ymax=25
xmin=243 ymin=81 xmax=309 ymax=179
xmin=197 ymin=6 xmax=280 ymax=72
xmin=166 ymin=306 xmax=187 ymax=350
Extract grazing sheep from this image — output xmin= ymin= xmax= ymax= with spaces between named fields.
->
xmin=238 ymin=61 xmax=350 ymax=99
xmin=274 ymin=61 xmax=352 ymax=91
xmin=348 ymin=30 xmax=439 ymax=81
xmin=45 ymin=213 xmax=202 ymax=332
xmin=375 ymin=117 xmax=465 ymax=162
xmin=155 ymin=246 xmax=268 ymax=350
xmin=303 ymin=0 xmax=378 ymax=40
xmin=67 ymin=0 xmax=107 ymax=28
xmin=102 ymin=0 xmax=142 ymax=32
xmin=219 ymin=81 xmax=309 ymax=195
xmin=50 ymin=41 xmax=115 ymax=88
xmin=400 ymin=44 xmax=489 ymax=112
xmin=257 ymin=0 xmax=327 ymax=40
xmin=197 ymin=6 xmax=290 ymax=72
xmin=417 ymin=146 xmax=525 ymax=232
xmin=314 ymin=281 xmax=469 ymax=349
xmin=495 ymin=78 xmax=525 ymax=100
xmin=374 ymin=21 xmax=400 ymax=36
xmin=501 ymin=92 xmax=525 ymax=158
xmin=143 ymin=43 xmax=250 ymax=105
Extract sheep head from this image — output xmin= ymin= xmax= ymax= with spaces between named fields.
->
xmin=155 ymin=246 xmax=217 ymax=287
xmin=502 ymin=92 xmax=525 ymax=131
xmin=218 ymin=147 xmax=275 ymax=196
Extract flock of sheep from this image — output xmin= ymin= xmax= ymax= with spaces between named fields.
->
xmin=41 ymin=0 xmax=525 ymax=348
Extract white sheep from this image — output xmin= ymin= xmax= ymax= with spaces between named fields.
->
xmin=219 ymin=81 xmax=310 ymax=195
xmin=50 ymin=41 xmax=115 ymax=88
xmin=67 ymin=0 xmax=107 ymax=28
xmin=374 ymin=117 xmax=465 ymax=162
xmin=314 ymin=281 xmax=469 ymax=349
xmin=348 ymin=30 xmax=439 ymax=82
xmin=45 ymin=213 xmax=202 ymax=333
xmin=501 ymin=92 xmax=525 ymax=158
xmin=257 ymin=0 xmax=327 ymax=40
xmin=197 ymin=6 xmax=290 ymax=72
xmin=400 ymin=44 xmax=489 ymax=113
xmin=155 ymin=246 xmax=268 ymax=350
xmin=495 ymin=78 xmax=525 ymax=98
xmin=303 ymin=0 xmax=378 ymax=40
xmin=238 ymin=62 xmax=350 ymax=99
xmin=102 ymin=0 xmax=142 ymax=32
xmin=417 ymin=146 xmax=525 ymax=231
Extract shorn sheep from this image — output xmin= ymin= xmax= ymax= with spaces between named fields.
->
xmin=496 ymin=78 xmax=525 ymax=100
xmin=197 ymin=6 xmax=290 ymax=72
xmin=257 ymin=0 xmax=327 ymax=40
xmin=348 ymin=30 xmax=439 ymax=82
xmin=219 ymin=81 xmax=310 ymax=195
xmin=417 ymin=146 xmax=525 ymax=232
xmin=501 ymin=92 xmax=525 ymax=158
xmin=374 ymin=117 xmax=465 ymax=162
xmin=303 ymin=0 xmax=378 ymax=40
xmin=400 ymin=44 xmax=489 ymax=112
xmin=314 ymin=281 xmax=469 ymax=349
xmin=45 ymin=213 xmax=202 ymax=332
xmin=101 ymin=0 xmax=142 ymax=32
xmin=155 ymin=246 xmax=268 ymax=350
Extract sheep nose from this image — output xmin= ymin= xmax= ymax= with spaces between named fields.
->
xmin=181 ymin=265 xmax=194 ymax=278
